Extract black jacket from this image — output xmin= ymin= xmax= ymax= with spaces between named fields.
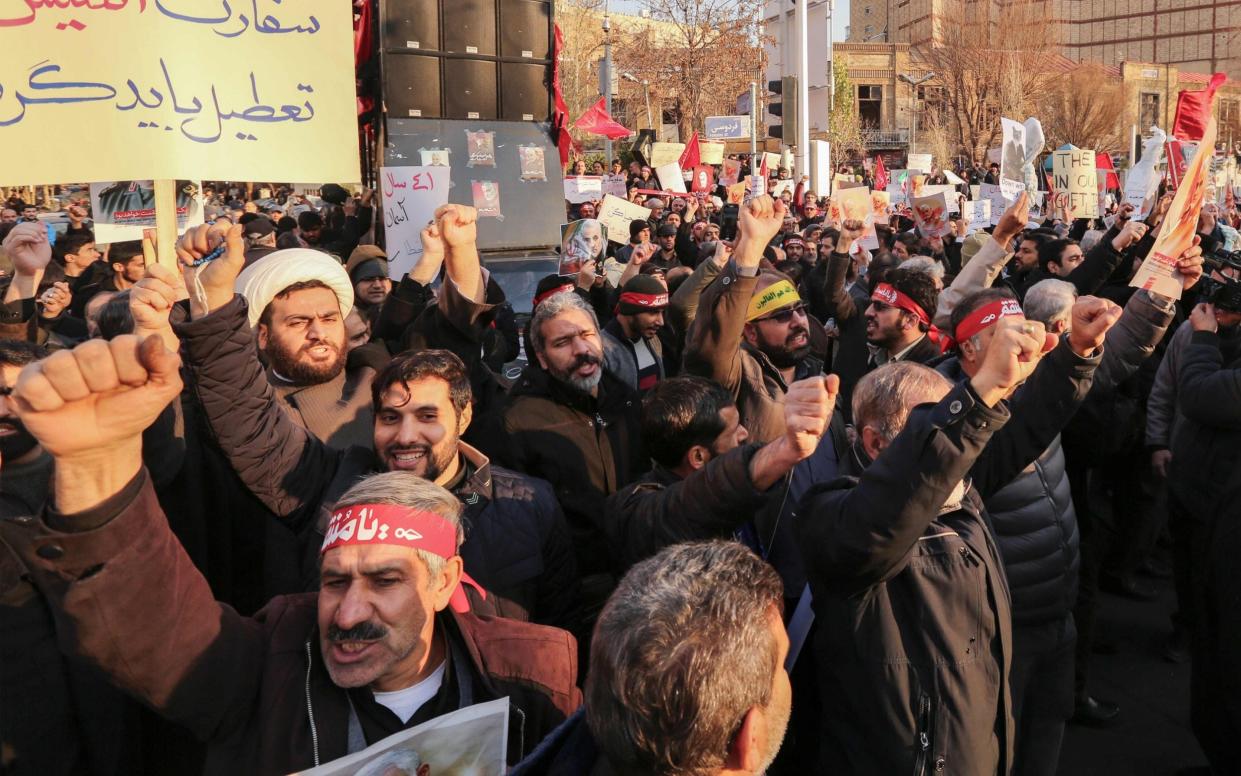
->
xmin=796 ymin=339 xmax=1100 ymax=775
xmin=175 ymin=295 xmax=579 ymax=631
xmin=501 ymin=365 xmax=645 ymax=578
xmin=1173 ymin=329 xmax=1241 ymax=518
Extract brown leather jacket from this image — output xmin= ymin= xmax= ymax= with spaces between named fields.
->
xmin=17 ymin=472 xmax=581 ymax=776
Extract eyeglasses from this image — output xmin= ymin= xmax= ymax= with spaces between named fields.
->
xmin=756 ymin=303 xmax=807 ymax=324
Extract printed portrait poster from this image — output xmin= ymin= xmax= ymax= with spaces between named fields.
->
xmin=472 ymin=180 xmax=503 ymax=218
xmin=1000 ymin=117 xmax=1028 ymax=199
xmin=726 ymin=182 xmax=746 ymax=204
xmin=466 ymin=130 xmax=496 ymax=167
xmin=560 ymin=218 xmax=608 ymax=274
xmin=912 ymin=191 xmax=952 ymax=238
xmin=518 ymin=145 xmax=547 ymax=182
xmin=870 ymin=190 xmax=892 ymax=220
xmin=419 ymin=148 xmax=451 ymax=167
xmin=720 ymin=158 xmax=742 ymax=186
xmin=692 ymin=165 xmax=715 ymax=194
xmin=90 ymin=179 xmax=204 ymax=242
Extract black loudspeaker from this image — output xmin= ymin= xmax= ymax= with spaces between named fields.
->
xmin=499 ymin=0 xmax=552 ymax=59
xmin=501 ymin=61 xmax=550 ymax=122
xmin=382 ymin=0 xmax=438 ymax=51
xmin=384 ymin=53 xmax=442 ymax=118
xmin=444 ymin=59 xmax=499 ymax=120
xmin=380 ymin=0 xmax=551 ymax=121
xmin=443 ymin=0 xmax=497 ymax=56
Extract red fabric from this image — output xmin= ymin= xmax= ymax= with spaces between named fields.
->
xmin=691 ymin=165 xmax=715 ymax=193
xmin=353 ymin=0 xmax=372 ymax=70
xmin=874 ymin=155 xmax=889 ymax=191
xmin=1173 ymin=73 xmax=1227 ymax=141
xmin=872 ymin=283 xmax=953 ymax=352
xmin=321 ymin=504 xmax=485 ymax=614
xmin=1095 ymin=153 xmax=1120 ymax=190
xmin=1166 ymin=141 xmax=1191 ymax=188
xmin=680 ymin=132 xmax=701 ymax=170
xmin=954 ymin=298 xmax=1025 ymax=343
xmin=533 ymin=284 xmax=575 ymax=309
xmin=552 ymin=24 xmax=576 ymax=166
xmin=574 ymin=98 xmax=631 ymax=140
xmin=619 ymin=291 xmax=669 ymax=309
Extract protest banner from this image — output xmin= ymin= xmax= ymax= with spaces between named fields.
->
xmin=1132 ymin=118 xmax=1217 ymax=300
xmin=0 ymin=1 xmax=358 ymax=185
xmin=564 ymin=176 xmax=603 ymax=204
xmin=598 ymin=194 xmax=652 ymax=243
xmin=912 ymin=192 xmax=952 ymax=238
xmin=980 ymin=183 xmax=1007 ymax=226
xmin=602 ymin=173 xmax=628 ymax=199
xmin=700 ymin=141 xmax=725 ymax=165
xmin=293 ymin=697 xmax=508 ymax=776
xmin=907 ymin=153 xmax=933 ymax=173
xmin=963 ymin=199 xmax=992 ymax=233
xmin=649 ymin=142 xmax=686 ymax=168
xmin=921 ymin=184 xmax=959 ymax=213
xmin=89 ymin=180 xmax=204 ymax=243
xmin=1049 ymin=147 xmax=1098 ymax=218
xmin=656 ymin=163 xmax=688 ymax=194
xmin=691 ymin=165 xmax=715 ymax=193
xmin=560 ymin=219 xmax=608 ymax=274
xmin=380 ymin=166 xmax=451 ymax=280
xmin=1000 ymin=118 xmax=1028 ymax=199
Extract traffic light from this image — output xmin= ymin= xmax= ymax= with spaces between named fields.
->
xmin=768 ymin=75 xmax=799 ymax=143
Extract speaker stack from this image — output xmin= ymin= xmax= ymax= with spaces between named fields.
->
xmin=381 ymin=0 xmax=553 ymax=123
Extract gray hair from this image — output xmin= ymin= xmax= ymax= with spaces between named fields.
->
xmin=852 ymin=361 xmax=952 ymax=443
xmin=1023 ymin=279 xmax=1077 ymax=330
xmin=900 ymin=255 xmax=945 ymax=280
xmin=586 ymin=541 xmax=784 ymax=775
xmin=332 ymin=471 xmax=465 ymax=579
xmin=530 ymin=289 xmax=599 ymax=356
xmin=354 ymin=747 xmax=422 ymax=776
xmin=1080 ymin=229 xmax=1104 ymax=253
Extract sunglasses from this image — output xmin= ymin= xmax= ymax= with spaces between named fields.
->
xmin=756 ymin=302 xmax=807 ymax=324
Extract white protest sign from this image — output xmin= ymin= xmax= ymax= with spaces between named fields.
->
xmin=656 ymin=163 xmax=688 ymax=193
xmin=1050 ymin=147 xmax=1098 ymax=218
xmin=563 ymin=176 xmax=603 ymax=204
xmin=912 ymin=192 xmax=952 ymax=238
xmin=601 ymin=173 xmax=628 ymax=199
xmin=980 ymin=183 xmax=1007 ymax=226
xmin=963 ymin=200 xmax=991 ymax=233
xmin=921 ymin=184 xmax=959 ymax=213
xmin=597 ymin=194 xmax=651 ymax=244
xmin=907 ymin=153 xmax=933 ymax=173
xmin=380 ymin=166 xmax=450 ymax=280
xmin=1000 ymin=118 xmax=1028 ymax=200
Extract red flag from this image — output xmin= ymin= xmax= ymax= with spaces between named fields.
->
xmin=574 ymin=98 xmax=631 ymax=140
xmin=1095 ymin=152 xmax=1120 ymax=191
xmin=680 ymin=132 xmax=701 ymax=170
xmin=552 ymin=24 xmax=576 ymax=165
xmin=691 ymin=165 xmax=715 ymax=193
xmin=1166 ymin=141 xmax=1191 ymax=188
xmin=759 ymin=154 xmax=769 ymax=180
xmin=1173 ymin=73 xmax=1227 ymax=141
xmin=874 ymin=155 xmax=889 ymax=191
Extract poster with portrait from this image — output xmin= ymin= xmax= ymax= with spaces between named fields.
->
xmin=518 ymin=145 xmax=547 ymax=182
xmin=419 ymin=148 xmax=451 ymax=167
xmin=1000 ymin=117 xmax=1027 ymax=199
xmin=870 ymin=190 xmax=892 ymax=221
xmin=292 ymin=698 xmax=508 ymax=776
xmin=90 ymin=179 xmax=204 ymax=243
xmin=912 ymin=191 xmax=952 ymax=238
xmin=560 ymin=218 xmax=608 ymax=274
xmin=465 ymin=130 xmax=496 ymax=167
xmin=471 ymin=181 xmax=503 ymax=219
xmin=691 ymin=165 xmax=716 ymax=193
xmin=720 ymin=159 xmax=742 ymax=186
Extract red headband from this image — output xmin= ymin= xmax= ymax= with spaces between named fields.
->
xmin=321 ymin=504 xmax=486 ymax=614
xmin=618 ymin=291 xmax=668 ymax=309
xmin=533 ymin=284 xmax=575 ymax=310
xmin=954 ymin=298 xmax=1025 ymax=343
xmin=871 ymin=282 xmax=954 ymax=354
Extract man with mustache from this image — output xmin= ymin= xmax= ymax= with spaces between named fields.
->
xmin=139 ymin=205 xmax=577 ymax=630
xmin=863 ymin=266 xmax=946 ymax=370
xmin=684 ymin=195 xmax=823 ymax=443
xmin=503 ymin=289 xmax=645 ymax=621
xmin=4 ymin=336 xmax=579 ymax=772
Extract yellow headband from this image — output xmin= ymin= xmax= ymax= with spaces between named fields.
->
xmin=746 ymin=279 xmax=802 ymax=322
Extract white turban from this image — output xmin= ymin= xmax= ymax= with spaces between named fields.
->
xmin=234 ymin=249 xmax=354 ymax=329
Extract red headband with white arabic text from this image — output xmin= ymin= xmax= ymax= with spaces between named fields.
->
xmin=871 ymin=283 xmax=953 ymax=353
xmin=533 ymin=284 xmax=575 ymax=310
xmin=321 ymin=504 xmax=486 ymax=614
xmin=954 ymin=298 xmax=1025 ymax=343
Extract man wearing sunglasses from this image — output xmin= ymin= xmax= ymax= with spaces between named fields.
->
xmin=864 ymin=266 xmax=947 ymax=370
xmin=685 ymin=196 xmax=828 ymax=444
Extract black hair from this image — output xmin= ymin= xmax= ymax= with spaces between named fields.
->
xmin=55 ymin=230 xmax=96 ymax=259
xmin=276 ymin=216 xmax=298 ymax=233
xmin=109 ymin=240 xmax=144 ymax=266
xmin=0 ymin=339 xmax=48 ymax=368
xmin=882 ymin=267 xmax=940 ymax=331
xmin=238 ymin=212 xmax=260 ymax=226
xmin=98 ymin=291 xmax=135 ymax=340
xmin=641 ymin=376 xmax=736 ymax=469
xmin=298 ymin=211 xmax=324 ymax=231
xmin=1038 ymin=238 xmax=1077 ymax=273
xmin=372 ymin=349 xmax=472 ymax=417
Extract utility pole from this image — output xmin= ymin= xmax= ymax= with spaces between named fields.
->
xmin=750 ymin=81 xmax=758 ymax=160
xmin=796 ymin=0 xmax=810 ymax=177
xmin=602 ymin=1 xmax=613 ymax=163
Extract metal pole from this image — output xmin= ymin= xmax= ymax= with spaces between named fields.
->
xmin=796 ymin=0 xmax=810 ymax=178
xmin=827 ymin=0 xmax=835 ymax=109
xmin=750 ymin=81 xmax=758 ymax=160
xmin=643 ymin=80 xmax=652 ymax=131
xmin=603 ymin=4 xmax=613 ymax=163
xmin=910 ymin=93 xmax=917 ymax=153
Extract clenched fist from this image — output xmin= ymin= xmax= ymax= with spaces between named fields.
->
xmin=782 ymin=375 xmax=839 ymax=460
xmin=1067 ymin=295 xmax=1123 ymax=357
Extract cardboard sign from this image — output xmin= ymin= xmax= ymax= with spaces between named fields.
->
xmin=0 ymin=0 xmax=358 ymax=185
xmin=563 ymin=176 xmax=603 ymax=204
xmin=1132 ymin=120 xmax=1217 ymax=300
xmin=912 ymin=192 xmax=952 ymax=238
xmin=907 ymin=153 xmax=933 ymax=173
xmin=89 ymin=180 xmax=204 ymax=243
xmin=1050 ymin=148 xmax=1098 ymax=218
xmin=655 ymin=162 xmax=687 ymax=194
xmin=597 ymin=194 xmax=651 ymax=244
xmin=381 ymin=166 xmax=451 ymax=279
xmin=700 ymin=141 xmax=725 ymax=165
xmin=963 ymin=200 xmax=991 ymax=233
xmin=649 ymin=142 xmax=686 ymax=169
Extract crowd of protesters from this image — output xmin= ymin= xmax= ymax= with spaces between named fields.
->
xmin=0 ymin=146 xmax=1236 ymax=776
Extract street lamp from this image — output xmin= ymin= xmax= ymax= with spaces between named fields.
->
xmin=621 ymin=72 xmax=652 ymax=131
xmin=898 ymin=71 xmax=935 ymax=153
xmin=602 ymin=3 xmax=613 ymax=162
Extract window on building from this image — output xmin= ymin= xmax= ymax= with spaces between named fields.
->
xmin=864 ymin=24 xmax=874 ymax=33
xmin=1139 ymin=92 xmax=1161 ymax=130
xmin=864 ymin=5 xmax=872 ymax=14
xmin=858 ymin=84 xmax=883 ymax=128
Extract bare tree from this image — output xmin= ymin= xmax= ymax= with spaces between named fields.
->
xmin=826 ymin=59 xmax=865 ymax=161
xmin=1039 ymin=63 xmax=1131 ymax=153
xmin=617 ymin=0 xmax=763 ymax=141
xmin=556 ymin=0 xmax=608 ymax=147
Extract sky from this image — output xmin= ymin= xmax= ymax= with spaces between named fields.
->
xmin=608 ymin=0 xmax=851 ymax=41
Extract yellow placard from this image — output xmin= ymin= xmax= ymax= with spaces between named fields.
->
xmin=700 ymin=141 xmax=725 ymax=166
xmin=0 ymin=1 xmax=359 ymax=185
xmin=648 ymin=142 xmax=686 ymax=169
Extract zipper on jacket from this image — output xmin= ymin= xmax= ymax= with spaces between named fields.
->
xmin=913 ymin=694 xmax=932 ymax=776
xmin=305 ymin=641 xmax=321 ymax=767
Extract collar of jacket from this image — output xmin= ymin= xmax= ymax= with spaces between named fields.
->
xmin=511 ymin=363 xmax=630 ymax=414
xmin=456 ymin=441 xmax=495 ymax=507
xmin=741 ymin=341 xmax=823 ymax=390
xmin=268 ymin=363 xmax=350 ymax=397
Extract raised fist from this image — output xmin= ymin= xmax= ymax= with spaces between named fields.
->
xmin=1068 ymin=295 xmax=1123 ymax=356
xmin=782 ymin=375 xmax=838 ymax=460
xmin=738 ymin=195 xmax=787 ymax=247
xmin=3 ymin=222 xmax=52 ymax=277
xmin=175 ymin=222 xmax=245 ymax=319
xmin=435 ymin=204 xmax=478 ymax=249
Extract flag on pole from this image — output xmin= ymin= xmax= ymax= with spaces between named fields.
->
xmin=1172 ymin=73 xmax=1227 ymax=141
xmin=552 ymin=24 xmax=576 ymax=165
xmin=874 ymin=155 xmax=889 ymax=191
xmin=574 ymin=98 xmax=631 ymax=140
xmin=680 ymin=132 xmax=701 ymax=170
